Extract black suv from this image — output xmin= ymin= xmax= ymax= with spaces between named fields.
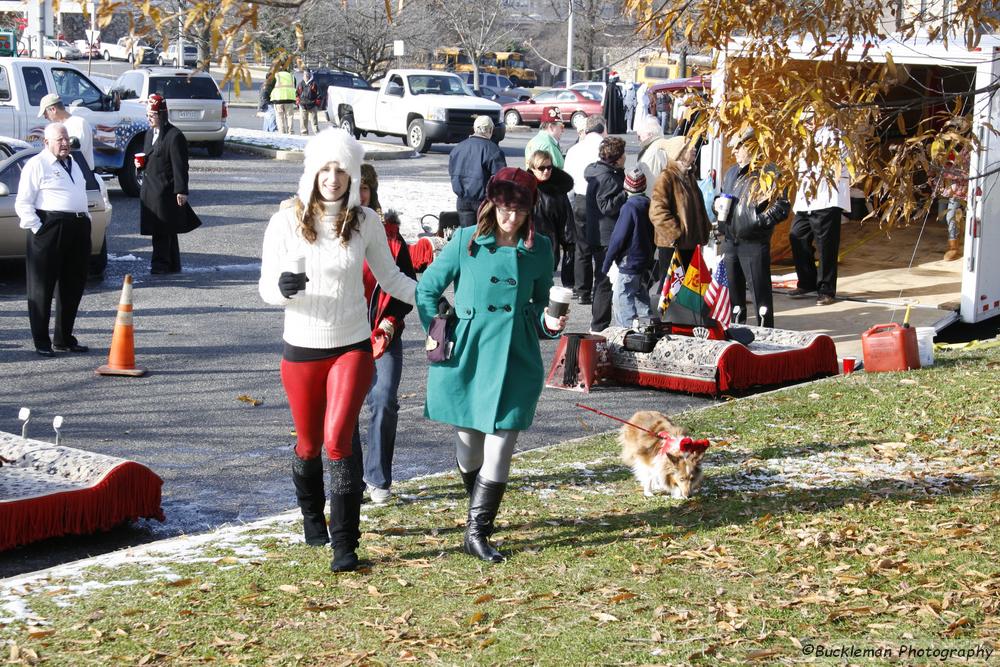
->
xmin=307 ymin=69 xmax=371 ymax=92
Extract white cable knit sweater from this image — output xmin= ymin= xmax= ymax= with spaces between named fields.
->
xmin=259 ymin=202 xmax=417 ymax=348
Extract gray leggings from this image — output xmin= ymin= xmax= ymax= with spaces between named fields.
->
xmin=455 ymin=428 xmax=519 ymax=483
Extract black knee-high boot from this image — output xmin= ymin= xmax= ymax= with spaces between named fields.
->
xmin=291 ymin=456 xmax=328 ymax=546
xmin=329 ymin=454 xmax=364 ymax=572
xmin=463 ymin=477 xmax=507 ymax=563
xmin=457 ymin=461 xmax=480 ymax=496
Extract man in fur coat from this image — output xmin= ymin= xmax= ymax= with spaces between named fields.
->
xmin=649 ymin=138 xmax=710 ymax=281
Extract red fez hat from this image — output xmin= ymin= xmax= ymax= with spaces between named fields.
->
xmin=148 ymin=94 xmax=166 ymax=112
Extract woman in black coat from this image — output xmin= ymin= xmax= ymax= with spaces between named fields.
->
xmin=138 ymin=94 xmax=201 ymax=274
xmin=527 ymin=149 xmax=575 ymax=288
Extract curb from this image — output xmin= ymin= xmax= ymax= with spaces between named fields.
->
xmin=226 ymin=141 xmax=417 ymax=162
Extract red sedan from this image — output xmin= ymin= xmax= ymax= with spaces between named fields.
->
xmin=502 ymin=89 xmax=603 ymax=131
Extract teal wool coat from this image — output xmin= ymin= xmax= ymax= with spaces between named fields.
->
xmin=416 ymin=226 xmax=556 ymax=433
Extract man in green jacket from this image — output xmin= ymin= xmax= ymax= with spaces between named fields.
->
xmin=271 ymin=68 xmax=297 ymax=134
xmin=523 ymin=106 xmax=564 ymax=170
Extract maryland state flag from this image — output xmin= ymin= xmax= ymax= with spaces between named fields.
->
xmin=658 ymin=249 xmax=685 ymax=312
xmin=673 ymin=245 xmax=711 ymax=313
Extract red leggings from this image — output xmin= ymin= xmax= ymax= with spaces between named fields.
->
xmin=281 ymin=349 xmax=374 ymax=460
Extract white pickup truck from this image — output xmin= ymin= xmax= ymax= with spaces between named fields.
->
xmin=100 ymin=38 xmax=157 ymax=65
xmin=326 ymin=69 xmax=503 ymax=153
xmin=0 ymin=57 xmax=149 ymax=195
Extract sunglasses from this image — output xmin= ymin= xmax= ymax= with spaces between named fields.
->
xmin=533 ymin=165 xmax=553 ymax=172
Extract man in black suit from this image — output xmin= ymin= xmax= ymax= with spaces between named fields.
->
xmin=137 ymin=94 xmax=201 ymax=274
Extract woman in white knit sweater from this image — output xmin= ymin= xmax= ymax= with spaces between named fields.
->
xmin=259 ymin=129 xmax=416 ymax=572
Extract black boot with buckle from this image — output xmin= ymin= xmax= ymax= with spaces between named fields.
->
xmin=291 ymin=456 xmax=328 ymax=546
xmin=463 ymin=477 xmax=507 ymax=563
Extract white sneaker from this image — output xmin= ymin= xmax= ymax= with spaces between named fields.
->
xmin=367 ymin=484 xmax=391 ymax=505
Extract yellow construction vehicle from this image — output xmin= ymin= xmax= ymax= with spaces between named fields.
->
xmin=494 ymin=51 xmax=536 ymax=87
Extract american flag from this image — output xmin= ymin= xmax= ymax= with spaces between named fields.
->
xmin=705 ymin=261 xmax=732 ymax=327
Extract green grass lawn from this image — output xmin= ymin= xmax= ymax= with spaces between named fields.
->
xmin=3 ymin=346 xmax=998 ymax=666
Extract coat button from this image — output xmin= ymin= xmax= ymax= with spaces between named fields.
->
xmin=489 ymin=248 xmax=496 ymax=254
xmin=507 ymin=278 xmax=516 ymax=285
xmin=490 ymin=276 xmax=499 ymax=283
xmin=503 ymin=305 xmax=512 ymax=312
xmin=465 ymin=308 xmax=472 ymax=315
xmin=488 ymin=305 xmax=497 ymax=312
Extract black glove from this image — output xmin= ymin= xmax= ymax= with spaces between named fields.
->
xmin=278 ymin=272 xmax=308 ymax=298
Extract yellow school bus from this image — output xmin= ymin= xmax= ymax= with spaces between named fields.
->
xmin=494 ymin=51 xmax=536 ymax=87
xmin=479 ymin=53 xmax=499 ymax=75
xmin=636 ymin=53 xmax=712 ymax=85
xmin=432 ymin=47 xmax=475 ymax=74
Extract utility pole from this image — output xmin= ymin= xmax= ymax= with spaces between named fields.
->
xmin=565 ymin=0 xmax=573 ymax=87
xmin=178 ymin=14 xmax=185 ymax=67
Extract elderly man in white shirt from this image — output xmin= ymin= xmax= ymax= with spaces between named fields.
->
xmin=562 ymin=114 xmax=607 ymax=303
xmin=15 ymin=122 xmax=92 ymax=356
xmin=789 ymin=116 xmax=850 ymax=306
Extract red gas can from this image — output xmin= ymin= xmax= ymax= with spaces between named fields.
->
xmin=861 ymin=323 xmax=921 ymax=372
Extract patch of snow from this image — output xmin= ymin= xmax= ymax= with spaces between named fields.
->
xmin=709 ymin=447 xmax=993 ymax=494
xmin=108 ymin=253 xmax=141 ymax=262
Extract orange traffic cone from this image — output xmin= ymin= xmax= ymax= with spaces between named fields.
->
xmin=96 ymin=275 xmax=147 ymax=377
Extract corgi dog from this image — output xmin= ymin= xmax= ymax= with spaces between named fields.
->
xmin=618 ymin=410 xmax=710 ymax=499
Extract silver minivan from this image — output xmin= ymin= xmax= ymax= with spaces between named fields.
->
xmin=112 ymin=68 xmax=228 ymax=156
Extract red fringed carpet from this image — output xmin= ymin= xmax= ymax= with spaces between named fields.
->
xmin=601 ymin=326 xmax=839 ymax=396
xmin=0 ymin=432 xmax=164 ymax=551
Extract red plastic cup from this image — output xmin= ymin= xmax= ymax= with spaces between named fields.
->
xmin=134 ymin=152 xmax=146 ymax=169
xmin=842 ymin=356 xmax=857 ymax=375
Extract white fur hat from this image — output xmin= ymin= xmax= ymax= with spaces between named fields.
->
xmin=296 ymin=128 xmax=365 ymax=208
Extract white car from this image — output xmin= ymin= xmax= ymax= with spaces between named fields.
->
xmin=30 ymin=39 xmax=82 ymax=60
xmin=114 ymin=67 xmax=228 ymax=156
xmin=157 ymin=44 xmax=198 ymax=68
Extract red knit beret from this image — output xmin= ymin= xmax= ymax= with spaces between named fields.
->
xmin=486 ymin=167 xmax=538 ymax=211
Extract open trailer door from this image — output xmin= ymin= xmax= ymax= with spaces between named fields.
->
xmin=961 ymin=46 xmax=1000 ymax=323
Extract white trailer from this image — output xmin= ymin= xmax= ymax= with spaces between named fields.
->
xmin=711 ymin=35 xmax=1000 ymax=323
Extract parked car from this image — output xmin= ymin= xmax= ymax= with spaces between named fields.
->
xmin=569 ymin=81 xmax=606 ymax=100
xmin=100 ymin=38 xmax=158 ymax=65
xmin=470 ymin=85 xmax=519 ymax=106
xmin=459 ymin=71 xmax=530 ymax=100
xmin=157 ymin=44 xmax=198 ymax=68
xmin=74 ymin=40 xmax=101 ymax=59
xmin=0 ymin=136 xmax=32 ymax=159
xmin=113 ymin=67 xmax=228 ymax=156
xmin=0 ymin=148 xmax=112 ymax=276
xmin=501 ymin=89 xmax=602 ymax=130
xmin=308 ymin=68 xmax=371 ymax=93
xmin=326 ymin=69 xmax=503 ymax=153
xmin=28 ymin=38 xmax=82 ymax=60
xmin=0 ymin=56 xmax=150 ymax=197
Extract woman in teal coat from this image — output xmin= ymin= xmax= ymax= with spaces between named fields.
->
xmin=416 ymin=167 xmax=567 ymax=563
